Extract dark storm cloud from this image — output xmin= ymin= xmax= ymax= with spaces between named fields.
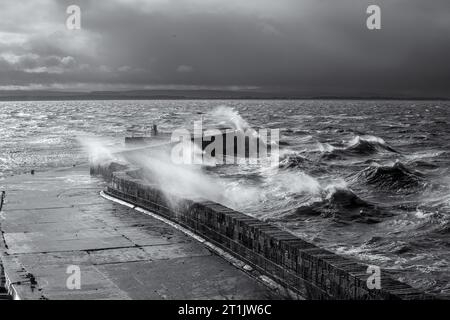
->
xmin=0 ymin=0 xmax=449 ymax=96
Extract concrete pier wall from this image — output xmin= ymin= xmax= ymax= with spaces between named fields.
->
xmin=0 ymin=256 xmax=10 ymax=300
xmin=91 ymin=162 xmax=432 ymax=300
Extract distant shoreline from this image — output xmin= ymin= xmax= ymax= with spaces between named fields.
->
xmin=0 ymin=89 xmax=448 ymax=102
xmin=1 ymin=96 xmax=449 ymax=102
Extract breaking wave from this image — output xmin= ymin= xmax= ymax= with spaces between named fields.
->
xmin=278 ymin=153 xmax=311 ymax=169
xmin=353 ymin=161 xmax=428 ymax=193
xmin=291 ymin=186 xmax=387 ymax=224
xmin=320 ymin=135 xmax=398 ymax=159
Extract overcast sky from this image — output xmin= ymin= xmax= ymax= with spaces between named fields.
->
xmin=0 ymin=0 xmax=449 ymax=96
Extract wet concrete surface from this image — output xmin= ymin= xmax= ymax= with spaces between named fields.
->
xmin=0 ymin=166 xmax=280 ymax=300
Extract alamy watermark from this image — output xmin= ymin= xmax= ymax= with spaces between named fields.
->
xmin=367 ymin=265 xmax=381 ymax=290
xmin=66 ymin=265 xmax=81 ymax=290
xmin=170 ymin=120 xmax=280 ymax=167
xmin=366 ymin=5 xmax=381 ymax=30
xmin=65 ymin=4 xmax=381 ymax=31
xmin=61 ymin=2 xmax=384 ymax=294
xmin=66 ymin=5 xmax=81 ymax=30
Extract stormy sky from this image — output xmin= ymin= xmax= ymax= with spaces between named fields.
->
xmin=1 ymin=0 xmax=449 ymax=97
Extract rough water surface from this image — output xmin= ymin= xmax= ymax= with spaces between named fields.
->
xmin=0 ymin=99 xmax=449 ymax=296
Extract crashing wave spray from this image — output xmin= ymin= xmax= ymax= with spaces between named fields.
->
xmin=77 ymin=136 xmax=124 ymax=165
xmin=211 ymin=105 xmax=252 ymax=132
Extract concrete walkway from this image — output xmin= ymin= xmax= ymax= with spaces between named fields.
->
xmin=0 ymin=166 xmax=280 ymax=300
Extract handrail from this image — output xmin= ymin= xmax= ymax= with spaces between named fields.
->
xmin=0 ymin=191 xmax=5 ymax=212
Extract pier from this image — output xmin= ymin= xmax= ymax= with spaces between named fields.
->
xmin=0 ymin=134 xmax=436 ymax=300
xmin=0 ymin=166 xmax=282 ymax=299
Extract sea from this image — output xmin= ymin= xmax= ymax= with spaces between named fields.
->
xmin=0 ymin=99 xmax=449 ymax=296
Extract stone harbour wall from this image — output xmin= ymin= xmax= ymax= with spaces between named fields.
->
xmin=91 ymin=161 xmax=434 ymax=300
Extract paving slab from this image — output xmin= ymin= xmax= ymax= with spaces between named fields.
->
xmin=0 ymin=166 xmax=281 ymax=300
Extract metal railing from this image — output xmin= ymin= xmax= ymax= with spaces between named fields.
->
xmin=0 ymin=191 xmax=5 ymax=212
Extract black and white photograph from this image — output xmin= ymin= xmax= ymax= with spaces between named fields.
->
xmin=0 ymin=0 xmax=449 ymax=307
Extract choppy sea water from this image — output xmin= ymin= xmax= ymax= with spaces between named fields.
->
xmin=0 ymin=100 xmax=449 ymax=296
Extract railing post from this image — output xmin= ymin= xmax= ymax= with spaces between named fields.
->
xmin=0 ymin=191 xmax=5 ymax=211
